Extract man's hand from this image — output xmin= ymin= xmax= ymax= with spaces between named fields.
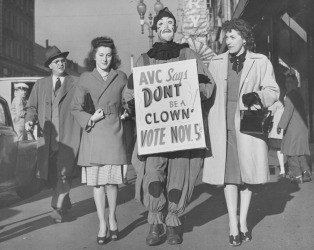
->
xmin=25 ymin=121 xmax=34 ymax=132
xmin=277 ymin=127 xmax=282 ymax=134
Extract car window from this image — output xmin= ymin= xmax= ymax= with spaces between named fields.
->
xmin=0 ymin=103 xmax=6 ymax=126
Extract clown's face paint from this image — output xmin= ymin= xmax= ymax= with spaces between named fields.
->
xmin=157 ymin=17 xmax=176 ymax=42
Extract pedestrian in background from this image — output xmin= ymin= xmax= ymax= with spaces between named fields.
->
xmin=25 ymin=46 xmax=81 ymax=223
xmin=278 ymin=72 xmax=312 ymax=184
xmin=268 ymin=99 xmax=285 ymax=179
xmin=71 ymin=36 xmax=129 ymax=245
xmin=202 ymin=19 xmax=279 ymax=246
xmin=11 ymin=82 xmax=29 ymax=140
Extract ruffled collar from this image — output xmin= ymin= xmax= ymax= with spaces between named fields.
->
xmin=147 ymin=41 xmax=189 ymax=60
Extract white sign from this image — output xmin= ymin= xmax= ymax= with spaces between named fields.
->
xmin=133 ymin=59 xmax=206 ymax=155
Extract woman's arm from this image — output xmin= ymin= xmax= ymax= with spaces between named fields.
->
xmin=255 ymin=57 xmax=280 ymax=107
xmin=278 ymin=94 xmax=294 ymax=131
xmin=71 ymin=75 xmax=93 ymax=130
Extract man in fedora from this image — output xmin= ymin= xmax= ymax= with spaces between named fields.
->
xmin=11 ymin=82 xmax=29 ymax=140
xmin=25 ymin=46 xmax=81 ymax=222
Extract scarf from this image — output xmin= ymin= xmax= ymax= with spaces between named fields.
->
xmin=229 ymin=50 xmax=246 ymax=73
xmin=147 ymin=41 xmax=189 ymax=60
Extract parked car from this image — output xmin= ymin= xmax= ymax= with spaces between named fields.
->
xmin=0 ymin=83 xmax=41 ymax=199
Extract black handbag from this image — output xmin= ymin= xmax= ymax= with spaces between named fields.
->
xmin=240 ymin=101 xmax=273 ymax=135
xmin=82 ymin=93 xmax=95 ymax=115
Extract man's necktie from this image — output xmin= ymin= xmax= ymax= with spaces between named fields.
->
xmin=55 ymin=78 xmax=61 ymax=95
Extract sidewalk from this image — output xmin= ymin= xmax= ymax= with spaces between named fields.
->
xmin=0 ymin=147 xmax=314 ymax=250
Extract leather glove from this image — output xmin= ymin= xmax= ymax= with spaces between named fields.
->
xmin=137 ymin=154 xmax=146 ymax=161
xmin=242 ymin=92 xmax=260 ymax=107
xmin=127 ymin=99 xmax=136 ymax=116
xmin=277 ymin=128 xmax=281 ymax=134
xmin=198 ymin=74 xmax=212 ymax=102
xmin=127 ymin=73 xmax=134 ymax=90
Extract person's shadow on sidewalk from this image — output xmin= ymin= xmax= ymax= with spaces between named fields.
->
xmin=248 ymin=178 xmax=300 ymax=231
xmin=180 ymin=178 xmax=300 ymax=236
xmin=181 ymin=183 xmax=227 ymax=234
xmin=0 ymin=178 xmax=137 ymax=242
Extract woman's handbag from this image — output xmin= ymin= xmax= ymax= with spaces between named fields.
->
xmin=240 ymin=100 xmax=273 ymax=135
xmin=82 ymin=93 xmax=95 ymax=115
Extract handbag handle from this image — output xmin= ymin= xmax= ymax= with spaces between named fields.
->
xmin=247 ymin=96 xmax=267 ymax=111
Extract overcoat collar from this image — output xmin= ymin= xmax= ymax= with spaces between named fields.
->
xmin=212 ymin=50 xmax=258 ymax=95
xmin=52 ymin=74 xmax=75 ymax=111
xmin=90 ymin=68 xmax=118 ymax=103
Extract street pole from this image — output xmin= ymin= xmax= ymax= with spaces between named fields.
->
xmin=137 ymin=0 xmax=164 ymax=48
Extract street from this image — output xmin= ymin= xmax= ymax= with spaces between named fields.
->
xmin=0 ymin=149 xmax=314 ymax=250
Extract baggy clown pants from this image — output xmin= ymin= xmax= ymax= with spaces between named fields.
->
xmin=135 ymin=149 xmax=204 ymax=227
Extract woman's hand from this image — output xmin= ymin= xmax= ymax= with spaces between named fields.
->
xmin=242 ymin=92 xmax=260 ymax=107
xmin=25 ymin=121 xmax=34 ymax=132
xmin=90 ymin=108 xmax=104 ymax=123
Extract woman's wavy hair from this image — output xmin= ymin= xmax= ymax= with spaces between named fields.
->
xmin=84 ymin=36 xmax=121 ymax=71
xmin=222 ymin=19 xmax=255 ymax=51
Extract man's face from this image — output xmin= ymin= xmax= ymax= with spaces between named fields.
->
xmin=16 ymin=88 xmax=27 ymax=98
xmin=157 ymin=17 xmax=176 ymax=42
xmin=49 ymin=57 xmax=66 ymax=76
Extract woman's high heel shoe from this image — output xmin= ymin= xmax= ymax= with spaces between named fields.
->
xmin=229 ymin=234 xmax=241 ymax=246
xmin=97 ymin=227 xmax=107 ymax=245
xmin=240 ymin=231 xmax=252 ymax=242
xmin=109 ymin=217 xmax=119 ymax=241
xmin=110 ymin=229 xmax=119 ymax=241
xmin=97 ymin=236 xmax=107 ymax=245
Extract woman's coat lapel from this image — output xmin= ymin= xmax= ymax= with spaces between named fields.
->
xmin=90 ymin=68 xmax=118 ymax=105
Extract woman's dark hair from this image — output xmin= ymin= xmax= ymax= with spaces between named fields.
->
xmin=285 ymin=73 xmax=298 ymax=84
xmin=222 ymin=19 xmax=255 ymax=50
xmin=84 ymin=36 xmax=121 ymax=71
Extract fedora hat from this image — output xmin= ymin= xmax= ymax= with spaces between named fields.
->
xmin=44 ymin=46 xmax=69 ymax=67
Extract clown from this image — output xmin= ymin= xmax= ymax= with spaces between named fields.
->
xmin=124 ymin=7 xmax=215 ymax=246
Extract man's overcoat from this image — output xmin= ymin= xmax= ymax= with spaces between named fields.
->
xmin=25 ymin=75 xmax=81 ymax=179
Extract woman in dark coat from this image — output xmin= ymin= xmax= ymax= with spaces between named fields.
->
xmin=278 ymin=72 xmax=312 ymax=183
xmin=71 ymin=37 xmax=128 ymax=244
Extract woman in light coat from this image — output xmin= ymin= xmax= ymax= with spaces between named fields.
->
xmin=202 ymin=19 xmax=279 ymax=246
xmin=71 ymin=37 xmax=128 ymax=244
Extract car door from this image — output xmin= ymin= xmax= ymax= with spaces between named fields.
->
xmin=0 ymin=96 xmax=18 ymax=191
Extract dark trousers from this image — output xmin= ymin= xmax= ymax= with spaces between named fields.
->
xmin=287 ymin=155 xmax=310 ymax=177
xmin=48 ymin=150 xmax=72 ymax=210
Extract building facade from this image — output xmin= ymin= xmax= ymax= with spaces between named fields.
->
xmin=0 ymin=0 xmax=84 ymax=77
xmin=231 ymin=0 xmax=314 ymax=142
